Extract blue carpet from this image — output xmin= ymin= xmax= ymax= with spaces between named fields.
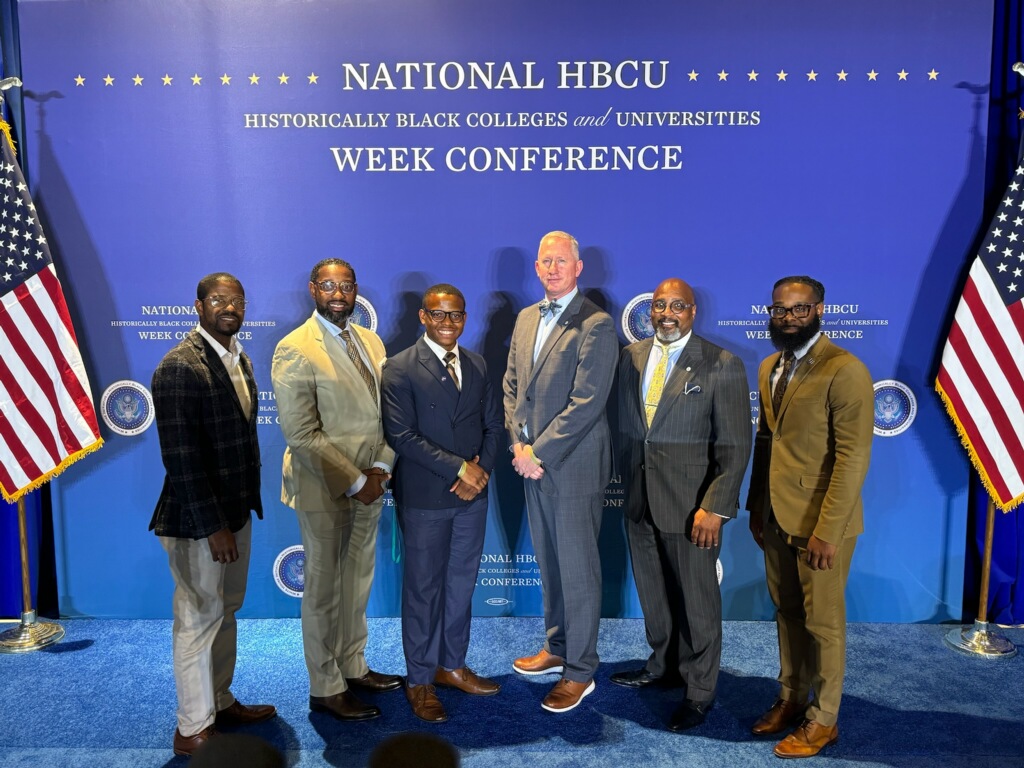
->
xmin=2 ymin=618 xmax=1023 ymax=767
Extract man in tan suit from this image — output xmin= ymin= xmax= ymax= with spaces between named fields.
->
xmin=272 ymin=258 xmax=402 ymax=721
xmin=746 ymin=275 xmax=874 ymax=759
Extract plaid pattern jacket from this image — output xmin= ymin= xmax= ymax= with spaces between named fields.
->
xmin=149 ymin=330 xmax=262 ymax=539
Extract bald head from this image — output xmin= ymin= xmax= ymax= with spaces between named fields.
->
xmin=651 ymin=278 xmax=696 ymax=343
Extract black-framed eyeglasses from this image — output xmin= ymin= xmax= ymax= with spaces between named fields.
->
xmin=314 ymin=280 xmax=356 ymax=294
xmin=769 ymin=302 xmax=820 ymax=319
xmin=205 ymin=295 xmax=249 ymax=309
xmin=651 ymin=299 xmax=694 ymax=314
xmin=423 ymin=309 xmax=466 ymax=323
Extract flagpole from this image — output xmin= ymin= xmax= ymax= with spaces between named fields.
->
xmin=944 ymin=498 xmax=1016 ymax=658
xmin=0 ymin=498 xmax=64 ymax=653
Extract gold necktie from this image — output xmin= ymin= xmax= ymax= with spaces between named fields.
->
xmin=644 ymin=342 xmax=670 ymax=427
xmin=443 ymin=351 xmax=460 ymax=391
xmin=228 ymin=356 xmax=251 ymax=421
xmin=772 ymin=351 xmax=795 ymax=415
xmin=340 ymin=327 xmax=377 ymax=406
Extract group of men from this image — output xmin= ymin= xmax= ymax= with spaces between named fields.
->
xmin=149 ymin=230 xmax=874 ymax=760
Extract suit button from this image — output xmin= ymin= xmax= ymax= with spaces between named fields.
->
xmin=640 ymin=463 xmax=645 ymax=470
xmin=644 ymin=439 xmax=650 ymax=445
xmin=774 ymin=434 xmax=781 ymax=440
xmin=526 ymin=396 xmax=531 ymax=402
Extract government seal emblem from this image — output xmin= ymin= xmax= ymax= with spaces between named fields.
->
xmin=273 ymin=545 xmax=306 ymax=598
xmin=351 ymin=297 xmax=378 ymax=332
xmin=873 ymin=379 xmax=916 ymax=437
xmin=100 ymin=380 xmax=154 ymax=436
xmin=621 ymin=293 xmax=655 ymax=343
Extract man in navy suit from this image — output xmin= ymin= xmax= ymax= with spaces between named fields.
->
xmin=381 ymin=283 xmax=504 ymax=723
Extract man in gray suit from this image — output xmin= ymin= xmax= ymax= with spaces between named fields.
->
xmin=272 ymin=258 xmax=402 ymax=722
xmin=614 ymin=278 xmax=752 ymax=732
xmin=503 ymin=230 xmax=618 ymax=713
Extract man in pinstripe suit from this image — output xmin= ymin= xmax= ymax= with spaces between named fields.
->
xmin=504 ymin=231 xmax=618 ymax=713
xmin=151 ymin=273 xmax=276 ymax=757
xmin=614 ymin=277 xmax=752 ymax=732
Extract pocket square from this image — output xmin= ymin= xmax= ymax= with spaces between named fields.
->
xmin=684 ymin=383 xmax=702 ymax=395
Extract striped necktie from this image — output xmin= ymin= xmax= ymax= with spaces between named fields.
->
xmin=443 ymin=351 xmax=460 ymax=391
xmin=340 ymin=327 xmax=377 ymax=405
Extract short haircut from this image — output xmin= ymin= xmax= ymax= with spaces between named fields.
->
xmin=310 ymin=258 xmax=356 ymax=284
xmin=540 ymin=230 xmax=579 ymax=260
xmin=773 ymin=275 xmax=825 ymax=303
xmin=196 ymin=272 xmax=242 ymax=301
xmin=422 ymin=283 xmax=465 ymax=308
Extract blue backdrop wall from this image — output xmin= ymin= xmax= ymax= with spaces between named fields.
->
xmin=16 ymin=0 xmax=991 ymax=622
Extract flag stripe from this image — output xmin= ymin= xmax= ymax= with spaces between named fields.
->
xmin=0 ymin=389 xmax=44 ymax=486
xmin=0 ymin=353 xmax=62 ymax=466
xmin=962 ymin=274 xmax=1024 ymax=392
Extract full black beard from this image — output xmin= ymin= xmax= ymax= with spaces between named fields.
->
xmin=316 ymin=303 xmax=352 ymax=326
xmin=768 ymin=313 xmax=821 ymax=353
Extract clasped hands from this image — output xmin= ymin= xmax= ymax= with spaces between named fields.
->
xmin=449 ymin=455 xmax=489 ymax=501
xmin=353 ymin=467 xmax=391 ymax=504
xmin=511 ymin=442 xmax=544 ymax=481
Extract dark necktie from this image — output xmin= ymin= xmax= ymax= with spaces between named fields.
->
xmin=340 ymin=327 xmax=377 ymax=406
xmin=538 ymin=299 xmax=562 ymax=317
xmin=771 ymin=351 xmax=795 ymax=414
xmin=443 ymin=351 xmax=460 ymax=391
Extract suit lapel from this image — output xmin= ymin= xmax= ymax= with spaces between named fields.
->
xmin=528 ymin=293 xmax=583 ymax=389
xmin=649 ymin=337 xmax=702 ymax=432
xmin=775 ymin=335 xmax=830 ymax=419
xmin=190 ymin=331 xmax=248 ymax=420
xmin=417 ymin=339 xmax=460 ymax=405
xmin=311 ymin=314 xmax=374 ymax=406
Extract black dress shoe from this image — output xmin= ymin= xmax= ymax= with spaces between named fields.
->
xmin=668 ymin=699 xmax=713 ymax=732
xmin=345 ymin=670 xmax=404 ymax=693
xmin=309 ymin=691 xmax=381 ymax=721
xmin=609 ymin=668 xmax=663 ymax=688
xmin=214 ymin=700 xmax=277 ymax=727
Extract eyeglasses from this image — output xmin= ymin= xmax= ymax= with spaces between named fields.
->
xmin=651 ymin=299 xmax=694 ymax=314
xmin=423 ymin=309 xmax=466 ymax=323
xmin=314 ymin=280 xmax=356 ymax=294
xmin=205 ymin=295 xmax=248 ymax=309
xmin=768 ymin=302 xmax=820 ymax=319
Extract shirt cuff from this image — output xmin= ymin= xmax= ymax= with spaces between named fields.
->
xmin=372 ymin=461 xmax=392 ymax=473
xmin=345 ymin=473 xmax=367 ymax=498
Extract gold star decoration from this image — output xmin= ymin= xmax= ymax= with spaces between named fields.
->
xmin=717 ymin=70 xmax=728 ymax=81
xmin=806 ymin=70 xmax=818 ymax=81
xmin=747 ymin=70 xmax=758 ymax=81
xmin=897 ymin=69 xmax=909 ymax=81
xmin=221 ymin=74 xmax=232 ymax=85
xmin=777 ymin=70 xmax=788 ymax=81
xmin=837 ymin=70 xmax=848 ymax=81
xmin=132 ymin=74 xmax=143 ymax=86
xmin=74 ymin=75 xmax=85 ymax=86
xmin=928 ymin=69 xmax=939 ymax=80
xmin=687 ymin=70 xmax=698 ymax=81
xmin=249 ymin=73 xmax=260 ymax=85
xmin=103 ymin=74 xmax=114 ymax=86
xmin=308 ymin=72 xmax=319 ymax=84
xmin=867 ymin=70 xmax=878 ymax=81
xmin=191 ymin=74 xmax=202 ymax=85
xmin=162 ymin=74 xmax=173 ymax=86
xmin=278 ymin=73 xmax=290 ymax=84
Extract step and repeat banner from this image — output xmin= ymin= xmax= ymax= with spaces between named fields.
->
xmin=19 ymin=0 xmax=990 ymax=621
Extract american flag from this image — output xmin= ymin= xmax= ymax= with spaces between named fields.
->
xmin=0 ymin=121 xmax=102 ymax=502
xmin=936 ymin=157 xmax=1024 ymax=512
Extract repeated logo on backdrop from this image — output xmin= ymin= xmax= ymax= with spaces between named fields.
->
xmin=100 ymin=380 xmax=154 ymax=436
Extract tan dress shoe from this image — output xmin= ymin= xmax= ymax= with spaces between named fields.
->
xmin=173 ymin=726 xmax=216 ymax=757
xmin=513 ymin=648 xmax=565 ymax=676
xmin=434 ymin=666 xmax=500 ymax=695
xmin=751 ymin=698 xmax=806 ymax=736
xmin=406 ymin=684 xmax=448 ymax=722
xmin=541 ymin=678 xmax=595 ymax=713
xmin=214 ymin=700 xmax=277 ymax=727
xmin=774 ymin=719 xmax=839 ymax=758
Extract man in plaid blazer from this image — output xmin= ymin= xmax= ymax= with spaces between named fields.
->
xmin=150 ymin=273 xmax=275 ymax=758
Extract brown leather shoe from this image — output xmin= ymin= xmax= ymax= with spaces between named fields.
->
xmin=434 ymin=666 xmax=500 ymax=696
xmin=214 ymin=700 xmax=277 ymax=727
xmin=773 ymin=719 xmax=839 ymax=758
xmin=513 ymin=648 xmax=564 ymax=676
xmin=406 ymin=684 xmax=448 ymax=722
xmin=309 ymin=691 xmax=381 ymax=721
xmin=345 ymin=669 xmax=404 ymax=693
xmin=173 ymin=726 xmax=216 ymax=757
xmin=751 ymin=698 xmax=806 ymax=736
xmin=541 ymin=678 xmax=595 ymax=713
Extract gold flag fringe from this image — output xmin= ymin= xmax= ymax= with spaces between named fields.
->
xmin=935 ymin=379 xmax=1023 ymax=512
xmin=0 ymin=118 xmax=16 ymax=158
xmin=0 ymin=438 xmax=104 ymax=504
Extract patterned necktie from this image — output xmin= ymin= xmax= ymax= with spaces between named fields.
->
xmin=227 ymin=354 xmax=251 ymax=420
xmin=644 ymin=342 xmax=670 ymax=428
xmin=340 ymin=327 xmax=377 ymax=406
xmin=443 ymin=351 xmax=460 ymax=391
xmin=771 ymin=351 xmax=795 ymax=415
xmin=538 ymin=299 xmax=562 ymax=317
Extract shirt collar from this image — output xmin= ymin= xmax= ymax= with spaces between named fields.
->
xmin=792 ymin=331 xmax=821 ymax=361
xmin=422 ymin=333 xmax=459 ymax=362
xmin=544 ymin=286 xmax=578 ymax=314
xmin=314 ymin=310 xmax=346 ymax=338
xmin=196 ymin=324 xmax=241 ymax=361
xmin=655 ymin=330 xmax=691 ymax=354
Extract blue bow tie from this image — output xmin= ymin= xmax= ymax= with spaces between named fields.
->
xmin=538 ymin=299 xmax=562 ymax=317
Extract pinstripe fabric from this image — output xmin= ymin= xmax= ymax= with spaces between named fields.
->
xmin=617 ymin=334 xmax=751 ymax=697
